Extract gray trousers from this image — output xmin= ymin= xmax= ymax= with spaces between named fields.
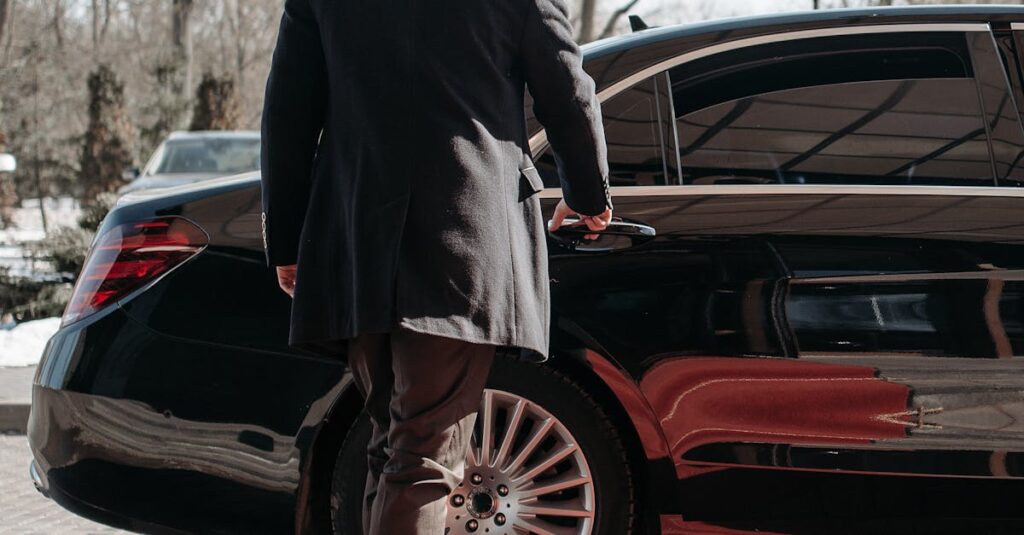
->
xmin=347 ymin=327 xmax=496 ymax=535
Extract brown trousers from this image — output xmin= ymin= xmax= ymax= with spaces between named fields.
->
xmin=347 ymin=327 xmax=496 ymax=535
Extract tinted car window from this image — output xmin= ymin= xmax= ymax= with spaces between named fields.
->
xmin=669 ymin=33 xmax=994 ymax=186
xmin=151 ymin=138 xmax=261 ymax=175
xmin=536 ymin=76 xmax=673 ymax=187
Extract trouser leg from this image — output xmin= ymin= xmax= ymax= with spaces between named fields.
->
xmin=368 ymin=328 xmax=496 ymax=535
xmin=346 ymin=332 xmax=394 ymax=535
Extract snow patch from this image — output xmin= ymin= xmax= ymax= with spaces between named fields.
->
xmin=0 ymin=317 xmax=61 ymax=367
xmin=0 ymin=196 xmax=83 ymax=278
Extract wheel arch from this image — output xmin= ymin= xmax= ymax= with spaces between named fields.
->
xmin=294 ymin=373 xmax=364 ymax=535
xmin=545 ymin=332 xmax=676 ymax=534
xmin=296 ymin=334 xmax=677 ymax=535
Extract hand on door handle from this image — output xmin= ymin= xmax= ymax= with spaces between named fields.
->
xmin=548 ymin=199 xmax=612 ymax=240
xmin=547 ymin=217 xmax=656 ymax=238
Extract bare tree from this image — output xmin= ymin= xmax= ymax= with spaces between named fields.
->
xmin=0 ymin=0 xmax=10 ymax=49
xmin=90 ymin=0 xmax=112 ymax=51
xmin=1 ymin=0 xmax=12 ymax=59
xmin=52 ymin=0 xmax=65 ymax=51
xmin=579 ymin=0 xmax=597 ymax=43
xmin=577 ymin=0 xmax=645 ymax=43
xmin=598 ymin=0 xmax=641 ymax=40
xmin=172 ymin=0 xmax=195 ymax=97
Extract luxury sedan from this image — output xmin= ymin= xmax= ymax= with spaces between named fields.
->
xmin=28 ymin=6 xmax=1024 ymax=534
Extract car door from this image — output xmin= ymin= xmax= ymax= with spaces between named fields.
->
xmin=534 ymin=24 xmax=1024 ymax=494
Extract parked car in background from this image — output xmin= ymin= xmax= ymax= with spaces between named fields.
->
xmin=118 ymin=130 xmax=260 ymax=194
xmin=27 ymin=6 xmax=1024 ymax=535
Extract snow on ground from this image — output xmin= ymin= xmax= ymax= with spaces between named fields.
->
xmin=0 ymin=198 xmax=81 ymax=366
xmin=0 ymin=317 xmax=60 ymax=367
xmin=0 ymin=196 xmax=82 ymax=278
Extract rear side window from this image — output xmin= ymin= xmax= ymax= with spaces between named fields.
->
xmin=669 ymin=32 xmax=998 ymax=186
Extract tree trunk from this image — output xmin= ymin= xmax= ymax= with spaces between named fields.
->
xmin=2 ymin=0 xmax=13 ymax=60
xmin=91 ymin=0 xmax=99 ymax=50
xmin=578 ymin=0 xmax=596 ymax=44
xmin=234 ymin=0 xmax=246 ymax=89
xmin=53 ymin=0 xmax=65 ymax=51
xmin=172 ymin=0 xmax=195 ymax=96
xmin=32 ymin=64 xmax=47 ymax=235
xmin=0 ymin=0 xmax=9 ymax=48
xmin=101 ymin=0 xmax=111 ymax=42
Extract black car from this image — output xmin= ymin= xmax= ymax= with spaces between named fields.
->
xmin=28 ymin=6 xmax=1024 ymax=534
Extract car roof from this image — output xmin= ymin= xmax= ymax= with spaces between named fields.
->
xmin=583 ymin=5 xmax=1024 ymax=59
xmin=166 ymin=130 xmax=260 ymax=141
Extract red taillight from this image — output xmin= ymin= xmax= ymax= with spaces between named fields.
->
xmin=61 ymin=216 xmax=209 ymax=326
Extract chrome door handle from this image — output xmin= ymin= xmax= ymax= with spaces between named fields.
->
xmin=547 ymin=217 xmax=657 ymax=238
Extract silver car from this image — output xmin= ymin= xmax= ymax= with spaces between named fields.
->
xmin=119 ymin=131 xmax=260 ymax=194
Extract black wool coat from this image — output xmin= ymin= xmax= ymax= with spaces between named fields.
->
xmin=260 ymin=0 xmax=613 ymax=361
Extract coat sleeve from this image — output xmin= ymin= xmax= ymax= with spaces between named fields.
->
xmin=520 ymin=0 xmax=613 ymax=217
xmin=260 ymin=0 xmax=327 ymax=267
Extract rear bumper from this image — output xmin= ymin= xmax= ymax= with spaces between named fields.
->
xmin=26 ymin=432 xmax=185 ymax=534
xmin=25 ymin=305 xmax=329 ymax=534
xmin=29 ymin=457 xmax=47 ymax=498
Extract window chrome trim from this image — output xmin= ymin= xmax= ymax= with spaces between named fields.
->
xmin=536 ymin=184 xmax=1024 ymax=198
xmin=529 ymin=22 xmax=990 ymax=153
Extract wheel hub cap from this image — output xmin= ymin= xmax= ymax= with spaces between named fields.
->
xmin=467 ymin=486 xmax=497 ymax=519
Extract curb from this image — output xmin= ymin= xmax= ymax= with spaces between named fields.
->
xmin=0 ymin=403 xmax=30 ymax=434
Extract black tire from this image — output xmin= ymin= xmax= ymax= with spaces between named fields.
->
xmin=330 ymin=353 xmax=636 ymax=534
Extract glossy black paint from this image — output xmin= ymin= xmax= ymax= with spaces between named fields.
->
xmin=28 ymin=7 xmax=1024 ymax=534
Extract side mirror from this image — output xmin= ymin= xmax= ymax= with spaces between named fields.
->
xmin=0 ymin=154 xmax=16 ymax=173
xmin=122 ymin=166 xmax=140 ymax=181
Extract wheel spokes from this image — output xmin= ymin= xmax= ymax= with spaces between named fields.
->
xmin=479 ymin=389 xmax=495 ymax=467
xmin=504 ymin=417 xmax=554 ymax=475
xmin=448 ymin=389 xmax=595 ymax=535
xmin=513 ymin=515 xmax=580 ymax=535
xmin=493 ymin=397 xmax=527 ymax=469
xmin=518 ymin=471 xmax=591 ymax=500
xmin=512 ymin=442 xmax=578 ymax=485
xmin=519 ymin=497 xmax=594 ymax=519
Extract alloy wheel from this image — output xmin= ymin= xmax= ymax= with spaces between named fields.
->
xmin=446 ymin=388 xmax=596 ymax=535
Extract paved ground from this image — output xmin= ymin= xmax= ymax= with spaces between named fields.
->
xmin=0 ymin=434 xmax=127 ymax=534
xmin=0 ymin=366 xmax=34 ymax=434
xmin=0 ymin=366 xmax=33 ymax=404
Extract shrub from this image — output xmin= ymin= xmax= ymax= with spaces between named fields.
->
xmin=0 ymin=266 xmax=72 ymax=323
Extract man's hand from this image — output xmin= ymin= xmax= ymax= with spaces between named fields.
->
xmin=547 ymin=199 xmax=612 ymax=240
xmin=276 ymin=264 xmax=298 ymax=298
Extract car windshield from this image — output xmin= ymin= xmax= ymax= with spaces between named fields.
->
xmin=150 ymin=138 xmax=260 ymax=175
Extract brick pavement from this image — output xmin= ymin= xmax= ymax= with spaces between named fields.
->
xmin=0 ymin=366 xmax=33 ymax=434
xmin=0 ymin=434 xmax=127 ymax=534
xmin=0 ymin=366 xmax=33 ymax=404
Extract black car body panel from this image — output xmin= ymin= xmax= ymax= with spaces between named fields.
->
xmin=28 ymin=7 xmax=1024 ymax=534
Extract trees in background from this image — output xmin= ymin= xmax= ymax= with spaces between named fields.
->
xmin=0 ymin=0 xmax=1018 ymax=221
xmin=190 ymin=71 xmax=239 ymax=131
xmin=0 ymin=0 xmax=280 ymax=213
xmin=172 ymin=0 xmax=196 ymax=97
xmin=577 ymin=0 xmax=643 ymax=43
xmin=0 ymin=0 xmax=9 ymax=48
xmin=80 ymin=64 xmax=133 ymax=202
